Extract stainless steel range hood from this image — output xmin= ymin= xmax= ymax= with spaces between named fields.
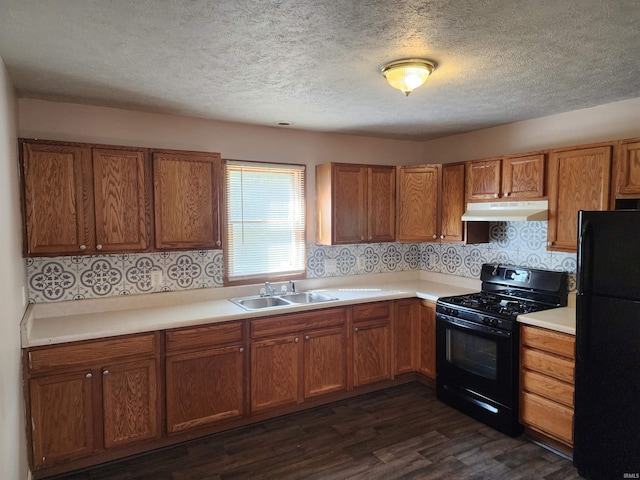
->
xmin=461 ymin=200 xmax=549 ymax=222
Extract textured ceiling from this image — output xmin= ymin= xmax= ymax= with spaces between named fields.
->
xmin=1 ymin=0 xmax=639 ymax=140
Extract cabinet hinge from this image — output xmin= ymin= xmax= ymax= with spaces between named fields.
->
xmin=31 ymin=417 xmax=35 ymax=432
xmin=28 ymin=351 xmax=32 ymax=370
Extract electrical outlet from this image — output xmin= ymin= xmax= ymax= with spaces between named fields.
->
xmin=358 ymin=256 xmax=366 ymax=270
xmin=325 ymin=258 xmax=337 ymax=274
xmin=150 ymin=270 xmax=163 ymax=287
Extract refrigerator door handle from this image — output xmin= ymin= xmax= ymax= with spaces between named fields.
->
xmin=577 ymin=217 xmax=593 ymax=295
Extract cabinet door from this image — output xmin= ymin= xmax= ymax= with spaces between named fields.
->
xmin=396 ymin=165 xmax=440 ymax=242
xmin=92 ymin=148 xmax=150 ymax=252
xmin=367 ymin=166 xmax=396 ymax=242
xmin=466 ymin=158 xmax=502 ymax=201
xmin=22 ymin=142 xmax=93 ymax=255
xmin=153 ymin=150 xmax=221 ymax=249
xmin=547 ymin=146 xmax=612 ymax=252
xmin=616 ymin=141 xmax=640 ymax=196
xmin=166 ymin=345 xmax=244 ymax=433
xmin=418 ymin=300 xmax=436 ymax=379
xmin=303 ymin=327 xmax=346 ymax=398
xmin=102 ymin=358 xmax=160 ymax=449
xmin=353 ymin=320 xmax=391 ymax=387
xmin=250 ymin=335 xmax=302 ymax=413
xmin=502 ymin=153 xmax=545 ymax=199
xmin=440 ymin=163 xmax=466 ymax=242
xmin=394 ymin=299 xmax=418 ymax=374
xmin=332 ymin=164 xmax=367 ymax=244
xmin=29 ymin=371 xmax=94 ymax=468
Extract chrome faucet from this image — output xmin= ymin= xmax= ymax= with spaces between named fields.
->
xmin=264 ymin=281 xmax=276 ymax=296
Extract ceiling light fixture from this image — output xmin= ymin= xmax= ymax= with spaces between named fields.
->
xmin=380 ymin=59 xmax=436 ymax=96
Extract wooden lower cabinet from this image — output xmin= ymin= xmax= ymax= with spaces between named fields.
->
xmin=353 ymin=302 xmax=392 ymax=387
xmin=417 ymin=300 xmax=437 ymax=379
xmin=249 ymin=308 xmax=348 ymax=413
xmin=26 ymin=333 xmax=161 ymax=471
xmin=29 ymin=371 xmax=94 ymax=468
xmin=520 ymin=325 xmax=575 ymax=447
xmin=394 ymin=299 xmax=419 ymax=374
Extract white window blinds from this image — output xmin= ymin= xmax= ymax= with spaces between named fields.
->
xmin=225 ymin=161 xmax=306 ymax=282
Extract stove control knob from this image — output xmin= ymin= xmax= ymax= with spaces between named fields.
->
xmin=482 ymin=317 xmax=490 ymax=325
xmin=449 ymin=308 xmax=459 ymax=317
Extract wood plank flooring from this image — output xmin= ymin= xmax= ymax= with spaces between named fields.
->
xmin=52 ymin=382 xmax=582 ymax=480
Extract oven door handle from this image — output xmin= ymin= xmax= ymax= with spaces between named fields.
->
xmin=437 ymin=315 xmax=512 ymax=338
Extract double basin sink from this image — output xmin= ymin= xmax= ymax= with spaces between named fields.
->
xmin=230 ymin=292 xmax=338 ymax=311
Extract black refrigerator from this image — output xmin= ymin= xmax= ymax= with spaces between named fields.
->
xmin=574 ymin=210 xmax=640 ymax=479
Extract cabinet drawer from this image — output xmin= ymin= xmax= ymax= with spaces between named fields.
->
xmin=522 ymin=369 xmax=574 ymax=407
xmin=521 ymin=391 xmax=573 ymax=445
xmin=29 ymin=333 xmax=159 ymax=374
xmin=166 ymin=321 xmax=243 ymax=354
xmin=521 ymin=326 xmax=575 ymax=358
xmin=521 ymin=347 xmax=574 ymax=383
xmin=251 ymin=307 xmax=346 ymax=338
xmin=353 ymin=302 xmax=390 ymax=322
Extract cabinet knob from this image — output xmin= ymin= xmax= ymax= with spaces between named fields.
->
xmin=547 ymin=241 xmax=553 ymax=247
xmin=294 ymin=337 xmax=299 ymax=343
xmin=504 ymin=192 xmax=510 ymax=197
xmin=432 ymin=234 xmax=437 ymax=239
xmin=85 ymin=372 xmax=92 ymax=379
xmin=494 ymin=193 xmax=499 ymax=198
xmin=440 ymin=234 xmax=445 ymax=239
xmin=79 ymin=244 xmax=87 ymax=251
xmin=354 ymin=327 xmax=359 ymax=332
xmin=216 ymin=240 xmax=221 ymax=247
xmin=102 ymin=370 xmax=110 ymax=376
xmin=305 ymin=335 xmax=310 ymax=340
xmin=360 ymin=236 xmax=365 ymax=241
xmin=96 ymin=244 xmax=103 ymax=251
xmin=239 ymin=347 xmax=244 ymax=353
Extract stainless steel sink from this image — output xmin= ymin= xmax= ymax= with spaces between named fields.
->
xmin=280 ymin=292 xmax=338 ymax=304
xmin=230 ymin=292 xmax=338 ymax=311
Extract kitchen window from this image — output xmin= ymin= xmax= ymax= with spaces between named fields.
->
xmin=225 ymin=160 xmax=306 ymax=284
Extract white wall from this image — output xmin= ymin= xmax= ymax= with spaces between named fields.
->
xmin=422 ymin=96 xmax=640 ymax=163
xmin=0 ymin=57 xmax=29 ymax=478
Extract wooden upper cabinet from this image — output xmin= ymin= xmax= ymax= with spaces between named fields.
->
xmin=547 ymin=144 xmax=613 ymax=252
xmin=153 ymin=150 xmax=222 ymax=250
xmin=614 ymin=140 xmax=640 ymax=197
xmin=92 ymin=148 xmax=151 ymax=252
xmin=502 ymin=153 xmax=545 ymax=199
xmin=396 ymin=165 xmax=440 ymax=242
xmin=21 ymin=140 xmax=151 ymax=256
xmin=466 ymin=158 xmax=502 ymax=201
xmin=467 ymin=154 xmax=545 ymax=202
xmin=440 ymin=163 xmax=468 ymax=243
xmin=21 ymin=142 xmax=93 ymax=255
xmin=368 ymin=166 xmax=396 ymax=242
xmin=316 ymin=163 xmax=395 ymax=245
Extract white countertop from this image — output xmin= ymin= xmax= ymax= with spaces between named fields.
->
xmin=21 ymin=271 xmax=481 ymax=348
xmin=517 ymin=293 xmax=576 ymax=335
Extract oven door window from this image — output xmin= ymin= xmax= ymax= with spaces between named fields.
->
xmin=446 ymin=329 xmax=497 ymax=380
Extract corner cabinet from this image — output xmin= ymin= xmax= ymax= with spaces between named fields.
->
xmin=20 ymin=140 xmax=151 ymax=256
xmin=152 ymin=149 xmax=222 ymax=250
xmin=396 ymin=162 xmax=487 ymax=244
xmin=316 ymin=163 xmax=395 ymax=245
xmin=25 ymin=333 xmax=161 ymax=470
xmin=547 ymin=144 xmax=613 ymax=252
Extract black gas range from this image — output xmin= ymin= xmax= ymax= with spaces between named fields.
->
xmin=435 ymin=264 xmax=568 ymax=436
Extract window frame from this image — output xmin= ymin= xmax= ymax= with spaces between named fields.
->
xmin=223 ymin=159 xmax=307 ymax=287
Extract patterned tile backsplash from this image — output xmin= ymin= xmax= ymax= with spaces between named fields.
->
xmin=26 ymin=221 xmax=577 ymax=303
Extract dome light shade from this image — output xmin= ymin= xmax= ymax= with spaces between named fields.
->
xmin=381 ymin=59 xmax=436 ymax=96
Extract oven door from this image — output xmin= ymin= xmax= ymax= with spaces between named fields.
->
xmin=436 ymin=313 xmax=516 ymax=407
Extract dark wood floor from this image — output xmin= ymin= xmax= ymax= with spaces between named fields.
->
xmin=54 ymin=382 xmax=582 ymax=480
